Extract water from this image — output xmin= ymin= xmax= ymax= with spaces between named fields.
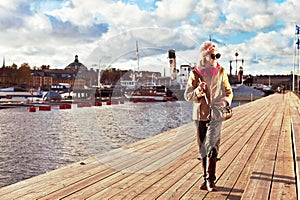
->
xmin=0 ymin=101 xmax=193 ymax=187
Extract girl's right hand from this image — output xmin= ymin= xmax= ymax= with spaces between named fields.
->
xmin=198 ymin=81 xmax=206 ymax=90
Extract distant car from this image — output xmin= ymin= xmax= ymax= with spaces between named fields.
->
xmin=42 ymin=91 xmax=62 ymax=101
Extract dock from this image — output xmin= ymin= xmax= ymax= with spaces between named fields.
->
xmin=0 ymin=92 xmax=299 ymax=199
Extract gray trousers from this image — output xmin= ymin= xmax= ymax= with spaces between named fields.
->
xmin=196 ymin=106 xmax=223 ymax=159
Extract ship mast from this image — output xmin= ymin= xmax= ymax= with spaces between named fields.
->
xmin=98 ymin=59 xmax=101 ymax=87
xmin=136 ymin=41 xmax=139 ymax=71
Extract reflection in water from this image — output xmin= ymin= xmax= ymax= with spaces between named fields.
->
xmin=0 ymin=101 xmax=192 ymax=187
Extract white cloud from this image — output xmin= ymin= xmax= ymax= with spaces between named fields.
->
xmin=218 ymin=0 xmax=276 ymax=34
xmin=195 ymin=0 xmax=220 ymax=29
xmin=153 ymin=0 xmax=196 ymax=26
xmin=0 ymin=0 xmax=299 ymax=76
xmin=0 ymin=0 xmax=25 ymax=10
xmin=26 ymin=13 xmax=52 ymax=32
xmin=274 ymin=0 xmax=300 ymax=23
xmin=218 ymin=29 xmax=294 ymax=75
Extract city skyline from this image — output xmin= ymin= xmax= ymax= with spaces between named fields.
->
xmin=0 ymin=0 xmax=299 ymax=76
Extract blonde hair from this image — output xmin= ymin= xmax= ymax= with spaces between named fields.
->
xmin=200 ymin=41 xmax=218 ymax=57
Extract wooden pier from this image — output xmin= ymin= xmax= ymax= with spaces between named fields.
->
xmin=0 ymin=92 xmax=299 ymax=199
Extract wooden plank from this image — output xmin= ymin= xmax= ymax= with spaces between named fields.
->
xmin=153 ymin=100 xmax=275 ymax=199
xmin=109 ymin=159 xmax=199 ymax=200
xmin=241 ymin=94 xmax=285 ymax=199
xmin=220 ymin=98 xmax=270 ymax=143
xmin=206 ymin=100 xmax=278 ymax=199
xmin=39 ymin=126 xmax=195 ymax=199
xmin=290 ymin=92 xmax=300 ymax=200
xmin=83 ymin=139 xmax=197 ymax=199
xmin=143 ymin=96 xmax=274 ymax=198
xmin=270 ymin=94 xmax=297 ymax=199
xmin=0 ymin=158 xmax=103 ymax=199
xmin=180 ymin=95 xmax=278 ymax=199
xmin=226 ymin=96 xmax=284 ymax=199
xmin=156 ymin=164 xmax=201 ymax=200
xmin=0 ymin=93 xmax=298 ymax=200
xmin=226 ymin=94 xmax=289 ymax=199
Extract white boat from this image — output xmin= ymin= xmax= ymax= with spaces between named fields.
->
xmin=0 ymin=87 xmax=14 ymax=92
xmin=120 ymin=78 xmax=139 ymax=90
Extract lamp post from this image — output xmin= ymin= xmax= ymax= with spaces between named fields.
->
xmin=235 ymin=51 xmax=238 ymax=76
xmin=294 ymin=25 xmax=300 ymax=92
xmin=229 ymin=51 xmax=244 ymax=83
xmin=30 ymin=72 xmax=34 ymax=103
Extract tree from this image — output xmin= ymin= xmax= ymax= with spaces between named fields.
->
xmin=41 ymin=65 xmax=50 ymax=70
xmin=18 ymin=63 xmax=31 ymax=88
xmin=11 ymin=64 xmax=18 ymax=85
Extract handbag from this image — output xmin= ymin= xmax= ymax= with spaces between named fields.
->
xmin=219 ymin=106 xmax=233 ymax=121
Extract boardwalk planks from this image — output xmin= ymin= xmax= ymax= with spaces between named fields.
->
xmin=0 ymin=92 xmax=299 ymax=199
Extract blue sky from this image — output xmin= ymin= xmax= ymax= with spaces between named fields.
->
xmin=0 ymin=0 xmax=299 ymax=75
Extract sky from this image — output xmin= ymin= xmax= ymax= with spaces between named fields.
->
xmin=0 ymin=0 xmax=300 ymax=76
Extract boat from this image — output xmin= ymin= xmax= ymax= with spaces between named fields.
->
xmin=124 ymin=83 xmax=175 ymax=102
xmin=168 ymin=63 xmax=192 ymax=100
xmin=121 ymin=44 xmax=184 ymax=101
xmin=120 ymin=72 xmax=139 ymax=90
xmin=0 ymin=87 xmax=14 ymax=92
xmin=94 ymin=84 xmax=114 ymax=100
xmin=42 ymin=91 xmax=62 ymax=101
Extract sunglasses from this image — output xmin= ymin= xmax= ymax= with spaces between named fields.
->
xmin=210 ymin=53 xmax=221 ymax=60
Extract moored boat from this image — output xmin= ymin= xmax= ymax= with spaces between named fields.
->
xmin=124 ymin=83 xmax=175 ymax=102
xmin=0 ymin=87 xmax=14 ymax=92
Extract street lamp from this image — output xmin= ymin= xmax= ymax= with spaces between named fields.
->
xmin=235 ymin=51 xmax=239 ymax=76
xmin=30 ymin=72 xmax=34 ymax=103
xmin=229 ymin=51 xmax=244 ymax=83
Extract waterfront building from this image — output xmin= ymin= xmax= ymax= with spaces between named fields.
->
xmin=253 ymin=74 xmax=293 ymax=90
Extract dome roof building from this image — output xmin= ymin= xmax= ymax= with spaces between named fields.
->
xmin=65 ymin=55 xmax=87 ymax=71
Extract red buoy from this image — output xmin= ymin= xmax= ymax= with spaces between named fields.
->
xmin=59 ymin=104 xmax=72 ymax=109
xmin=111 ymin=101 xmax=119 ymax=105
xmin=39 ymin=105 xmax=51 ymax=111
xmin=29 ymin=106 xmax=36 ymax=112
xmin=93 ymin=102 xmax=102 ymax=106
xmin=77 ymin=102 xmax=92 ymax=108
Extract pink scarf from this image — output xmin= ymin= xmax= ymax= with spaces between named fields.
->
xmin=194 ymin=63 xmax=220 ymax=77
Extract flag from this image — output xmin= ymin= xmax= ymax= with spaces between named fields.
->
xmin=296 ymin=38 xmax=300 ymax=49
xmin=296 ymin=25 xmax=300 ymax=35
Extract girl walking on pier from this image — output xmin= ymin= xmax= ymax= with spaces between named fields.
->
xmin=184 ymin=41 xmax=233 ymax=192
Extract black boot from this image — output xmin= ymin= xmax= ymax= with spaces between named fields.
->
xmin=206 ymin=157 xmax=217 ymax=192
xmin=199 ymin=157 xmax=207 ymax=190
